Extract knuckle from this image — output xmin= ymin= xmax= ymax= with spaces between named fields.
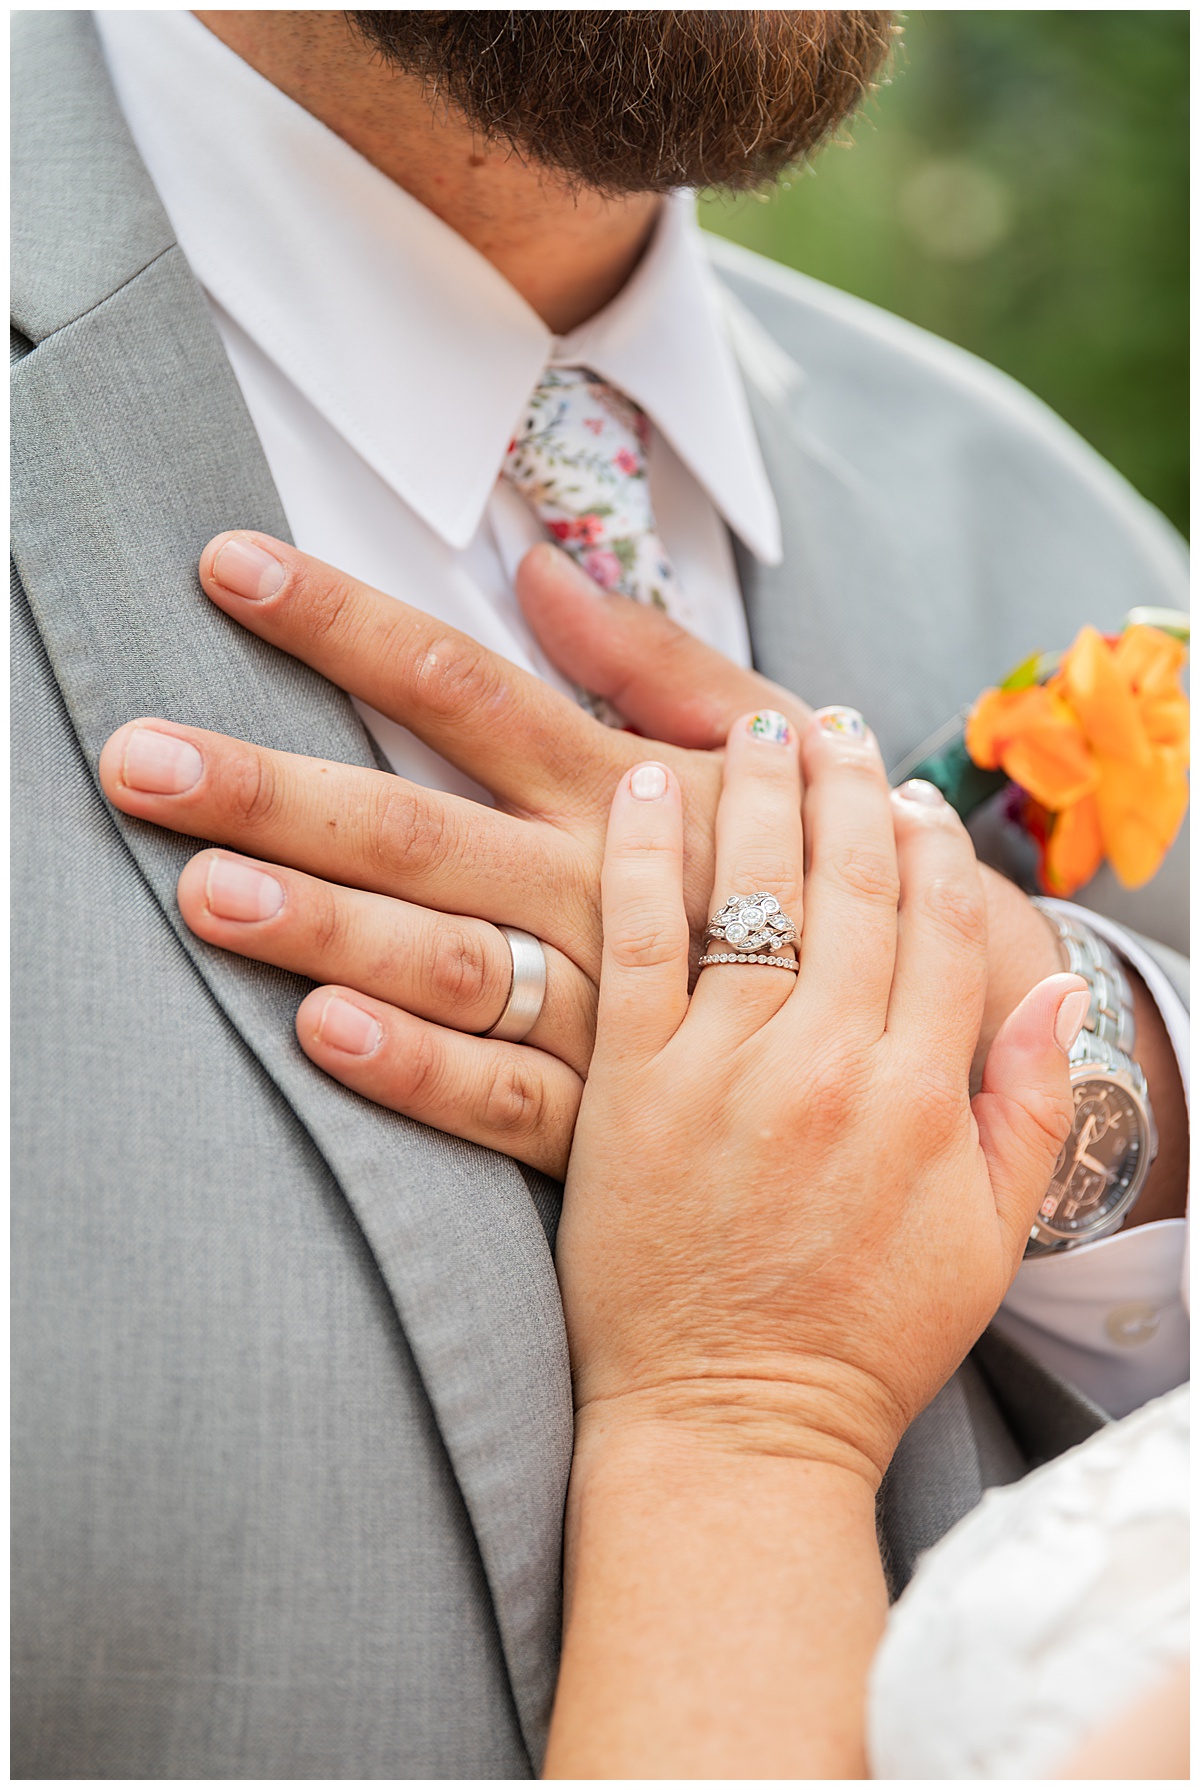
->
xmin=410 ymin=633 xmax=510 ymax=725
xmin=796 ymin=1045 xmax=869 ymax=1134
xmin=391 ymin=1023 xmax=446 ymax=1110
xmin=827 ymin=843 xmax=899 ymax=908
xmin=653 ymin=616 xmax=700 ymax=678
xmin=727 ymin=851 xmax=799 ymax=909
xmin=606 ymin=615 xmax=690 ymax=712
xmin=609 ymin=913 xmax=688 ymax=971
xmin=482 ymin=1055 xmax=549 ymax=1141
xmin=369 ymin=783 xmax=451 ymax=881
xmin=1021 ymin=1086 xmax=1075 ymax=1158
xmin=424 ymin=921 xmax=503 ymax=1018
xmin=820 ymin=746 xmax=885 ymax=785
xmin=293 ymin=565 xmax=367 ymax=654
xmin=921 ymin=876 xmax=987 ymax=951
xmin=307 ymin=882 xmax=346 ymax=958
xmin=227 ymin=749 xmax=284 ymax=830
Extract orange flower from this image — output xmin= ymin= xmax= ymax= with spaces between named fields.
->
xmin=967 ymin=624 xmax=1189 ymax=895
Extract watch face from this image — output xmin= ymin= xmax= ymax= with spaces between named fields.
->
xmin=1037 ymin=1077 xmax=1147 ymax=1240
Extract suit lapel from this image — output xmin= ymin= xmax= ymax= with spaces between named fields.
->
xmin=718 ymin=285 xmax=963 ymax=772
xmin=12 ymin=14 xmax=568 ymax=1761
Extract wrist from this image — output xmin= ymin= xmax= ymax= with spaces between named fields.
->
xmin=571 ymin=1363 xmax=910 ymax=1492
xmin=554 ymin=1385 xmax=886 ymax=1781
xmin=566 ymin=1405 xmax=882 ymax=1585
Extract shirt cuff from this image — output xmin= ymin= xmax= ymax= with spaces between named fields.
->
xmin=996 ymin=902 xmax=1189 ymax=1418
xmin=993 ymin=1218 xmax=1187 ymax=1419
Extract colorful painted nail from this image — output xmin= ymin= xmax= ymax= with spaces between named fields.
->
xmin=814 ymin=706 xmax=867 ymax=741
xmin=746 ymin=710 xmax=792 ymax=745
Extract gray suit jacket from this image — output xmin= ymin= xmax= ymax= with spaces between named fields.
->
xmin=11 ymin=13 xmax=1188 ymax=1779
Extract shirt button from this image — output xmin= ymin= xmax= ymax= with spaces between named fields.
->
xmin=1105 ymin=1301 xmax=1161 ymax=1347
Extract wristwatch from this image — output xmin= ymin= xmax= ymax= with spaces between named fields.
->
xmin=1024 ymin=901 xmax=1158 ymax=1256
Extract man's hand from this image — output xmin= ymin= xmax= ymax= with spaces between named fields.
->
xmin=96 ymin=534 xmax=1068 ymax=1175
xmin=99 ymin=535 xmax=772 ymax=1171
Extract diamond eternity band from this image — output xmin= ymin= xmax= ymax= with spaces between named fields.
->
xmin=697 ymin=952 xmax=799 ymax=972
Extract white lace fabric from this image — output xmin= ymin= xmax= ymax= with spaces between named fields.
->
xmin=868 ymin=1384 xmax=1189 ymax=1779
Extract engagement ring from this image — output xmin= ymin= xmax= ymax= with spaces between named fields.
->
xmin=704 ymin=892 xmax=797 ymax=954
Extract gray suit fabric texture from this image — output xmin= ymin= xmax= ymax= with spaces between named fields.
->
xmin=11 ymin=13 xmax=1188 ymax=1779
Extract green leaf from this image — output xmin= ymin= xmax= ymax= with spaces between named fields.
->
xmin=999 ymin=652 xmax=1043 ymax=692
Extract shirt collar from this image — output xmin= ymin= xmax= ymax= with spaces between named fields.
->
xmin=555 ymin=196 xmax=781 ymax=563
xmin=96 ymin=9 xmax=781 ymax=562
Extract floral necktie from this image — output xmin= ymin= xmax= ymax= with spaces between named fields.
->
xmin=503 ymin=366 xmax=686 ymax=624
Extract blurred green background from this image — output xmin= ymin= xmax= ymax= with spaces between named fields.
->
xmin=700 ymin=10 xmax=1188 ymax=536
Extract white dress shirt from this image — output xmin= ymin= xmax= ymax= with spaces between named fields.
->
xmin=95 ymin=9 xmax=779 ymax=804
xmin=96 ymin=9 xmax=1186 ymax=1420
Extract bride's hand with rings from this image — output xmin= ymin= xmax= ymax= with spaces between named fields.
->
xmin=545 ymin=705 xmax=1090 ymax=1781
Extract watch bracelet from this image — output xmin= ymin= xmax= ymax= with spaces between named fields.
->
xmin=1029 ymin=898 xmax=1136 ymax=1057
xmin=1023 ymin=1032 xmax=1157 ymax=1256
xmin=1024 ymin=901 xmax=1154 ymax=1257
xmin=1061 ymin=1025 xmax=1151 ymax=1106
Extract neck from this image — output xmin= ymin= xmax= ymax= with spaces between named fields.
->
xmin=194 ymin=11 xmax=660 ymax=334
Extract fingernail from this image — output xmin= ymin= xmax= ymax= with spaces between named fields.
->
xmin=205 ymin=855 xmax=286 ymax=923
xmin=316 ymin=996 xmax=382 ymax=1056
xmin=211 ymin=537 xmax=286 ymax=602
xmin=122 ymin=727 xmax=203 ymax=794
xmin=630 ymin=762 xmax=669 ymax=801
xmin=895 ymin=778 xmax=946 ymax=807
xmin=745 ymin=710 xmax=792 ymax=746
xmin=814 ymin=706 xmax=867 ymax=741
xmin=1054 ymin=985 xmax=1091 ymax=1053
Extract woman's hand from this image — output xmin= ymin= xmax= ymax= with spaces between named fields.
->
xmin=98 ymin=535 xmax=1074 ymax=1178
xmin=544 ymin=710 xmax=1086 ymax=1779
xmin=559 ymin=706 xmax=1087 ymax=1480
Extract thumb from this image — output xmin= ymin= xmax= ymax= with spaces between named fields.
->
xmin=515 ymin=542 xmax=810 ymax=748
xmin=972 ymin=973 xmax=1089 ymax=1260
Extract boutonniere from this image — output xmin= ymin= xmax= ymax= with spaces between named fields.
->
xmin=902 ymin=610 xmax=1189 ymax=897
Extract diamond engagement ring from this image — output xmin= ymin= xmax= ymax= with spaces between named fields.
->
xmin=700 ymin=892 xmax=799 ymax=971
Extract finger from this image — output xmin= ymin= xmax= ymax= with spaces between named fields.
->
xmin=296 ymin=985 xmax=583 ymax=1179
xmin=178 ymin=849 xmax=596 ymax=1076
xmin=200 ymin=532 xmax=611 ymax=810
xmin=596 ymin=762 xmax=690 ymax=1064
xmin=98 ymin=719 xmax=596 ymax=968
xmin=972 ymin=974 xmax=1088 ymax=1263
xmin=886 ymin=779 xmax=989 ymax=1064
xmin=689 ymin=710 xmax=804 ymax=1034
xmin=517 ymin=542 xmax=812 ymax=747
xmin=792 ymin=706 xmax=898 ymax=1035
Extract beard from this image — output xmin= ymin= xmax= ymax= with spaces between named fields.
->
xmin=347 ymin=10 xmax=896 ymax=195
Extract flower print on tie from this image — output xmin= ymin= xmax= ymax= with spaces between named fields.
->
xmin=503 ymin=367 xmax=687 ymax=624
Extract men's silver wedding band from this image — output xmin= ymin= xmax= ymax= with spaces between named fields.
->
xmin=484 ymin=926 xmax=548 ymax=1043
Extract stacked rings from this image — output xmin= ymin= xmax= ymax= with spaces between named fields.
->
xmin=701 ymin=892 xmax=799 ymax=970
